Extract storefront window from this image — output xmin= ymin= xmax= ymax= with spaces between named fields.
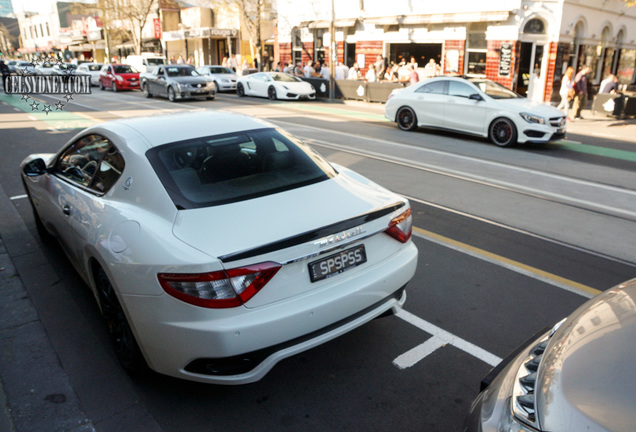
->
xmin=465 ymin=23 xmax=487 ymax=77
xmin=617 ymin=49 xmax=636 ymax=85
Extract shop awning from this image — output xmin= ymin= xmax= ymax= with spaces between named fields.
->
xmin=299 ymin=18 xmax=357 ymax=29
xmin=365 ymin=11 xmax=511 ymax=26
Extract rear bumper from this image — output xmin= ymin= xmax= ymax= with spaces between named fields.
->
xmin=121 ymin=241 xmax=417 ymax=384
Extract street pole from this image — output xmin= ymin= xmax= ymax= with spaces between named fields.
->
xmin=328 ymin=0 xmax=335 ymax=99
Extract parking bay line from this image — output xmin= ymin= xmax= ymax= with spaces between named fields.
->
xmin=412 ymin=226 xmax=600 ymax=299
xmin=392 ymin=226 xmax=601 ymax=370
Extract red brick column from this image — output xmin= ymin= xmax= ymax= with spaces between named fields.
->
xmin=279 ymin=43 xmax=292 ymax=65
xmin=443 ymin=40 xmax=464 ymax=74
xmin=355 ymin=41 xmax=382 ymax=75
xmin=486 ymin=40 xmax=516 ymax=89
xmin=543 ymin=42 xmax=558 ymax=102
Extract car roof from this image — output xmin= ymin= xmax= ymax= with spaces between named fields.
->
xmin=97 ymin=111 xmax=276 ymax=152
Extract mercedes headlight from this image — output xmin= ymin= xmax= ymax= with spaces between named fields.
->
xmin=519 ymin=112 xmax=545 ymax=124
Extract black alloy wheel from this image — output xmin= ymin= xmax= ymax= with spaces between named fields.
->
xmin=268 ymin=86 xmax=277 ymax=100
xmin=489 ymin=117 xmax=517 ymax=147
xmin=96 ymin=268 xmax=147 ymax=374
xmin=236 ymin=82 xmax=245 ymax=97
xmin=397 ymin=106 xmax=418 ymax=131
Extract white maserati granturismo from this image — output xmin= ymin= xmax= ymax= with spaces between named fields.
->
xmin=237 ymin=72 xmax=316 ymax=100
xmin=21 ymin=111 xmax=418 ymax=384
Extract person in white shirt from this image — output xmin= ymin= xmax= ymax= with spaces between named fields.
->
xmin=348 ymin=63 xmax=361 ymax=80
xmin=365 ymin=67 xmax=376 ymax=83
xmin=320 ymin=63 xmax=330 ymax=80
xmin=335 ymin=62 xmax=348 ymax=80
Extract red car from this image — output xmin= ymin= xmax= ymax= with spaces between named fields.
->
xmin=99 ymin=64 xmax=140 ymax=91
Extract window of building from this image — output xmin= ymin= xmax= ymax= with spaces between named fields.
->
xmin=292 ymin=28 xmax=302 ymax=66
xmin=465 ymin=23 xmax=487 ymax=77
xmin=523 ymin=19 xmax=545 ymax=35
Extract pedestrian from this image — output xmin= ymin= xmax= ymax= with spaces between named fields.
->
xmin=365 ymin=66 xmax=376 ymax=83
xmin=335 ymin=62 xmax=348 ymax=80
xmin=0 ymin=60 xmax=10 ymax=90
xmin=408 ymin=64 xmax=420 ymax=85
xmin=348 ymin=62 xmax=361 ymax=80
xmin=556 ymin=66 xmax=574 ymax=119
xmin=599 ymin=74 xmax=618 ymax=94
xmin=176 ymin=55 xmax=185 ymax=64
xmin=294 ymin=61 xmax=304 ymax=77
xmin=571 ymin=66 xmax=590 ymax=120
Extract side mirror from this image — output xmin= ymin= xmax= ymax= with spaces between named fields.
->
xmin=23 ymin=158 xmax=47 ymax=177
xmin=469 ymin=93 xmax=484 ymax=101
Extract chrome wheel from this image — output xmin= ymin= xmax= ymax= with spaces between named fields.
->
xmin=111 ymin=82 xmax=117 ymax=92
xmin=489 ymin=118 xmax=517 ymax=147
xmin=397 ymin=107 xmax=417 ymax=131
xmin=167 ymin=86 xmax=176 ymax=102
xmin=143 ymin=82 xmax=152 ymax=98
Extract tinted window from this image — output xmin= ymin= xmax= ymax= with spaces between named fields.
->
xmin=448 ymin=82 xmax=476 ymax=98
xmin=146 ymin=58 xmax=165 ymax=66
xmin=208 ymin=67 xmax=233 ymax=74
xmin=415 ymin=81 xmax=446 ymax=94
xmin=88 ymin=64 xmax=102 ymax=71
xmin=55 ymin=134 xmax=125 ymax=193
xmin=114 ymin=65 xmax=137 ymax=74
xmin=471 ymin=79 xmax=521 ymax=99
xmin=146 ymin=128 xmax=337 ymax=209
xmin=166 ymin=66 xmax=197 ymax=77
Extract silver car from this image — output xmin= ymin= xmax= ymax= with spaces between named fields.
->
xmin=195 ymin=65 xmax=238 ymax=92
xmin=141 ymin=64 xmax=215 ymax=102
xmin=465 ymin=278 xmax=636 ymax=432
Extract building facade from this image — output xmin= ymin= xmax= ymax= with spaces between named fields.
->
xmin=276 ymin=0 xmax=636 ymax=101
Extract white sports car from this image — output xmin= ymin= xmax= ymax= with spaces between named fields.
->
xmin=385 ymin=76 xmax=567 ymax=147
xmin=21 ymin=111 xmax=418 ymax=384
xmin=237 ymin=72 xmax=316 ymax=100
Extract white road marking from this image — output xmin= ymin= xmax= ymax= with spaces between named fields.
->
xmin=10 ymin=194 xmax=28 ymax=200
xmin=394 ymin=309 xmax=502 ymax=369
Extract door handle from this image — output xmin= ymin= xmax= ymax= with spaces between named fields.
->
xmin=62 ymin=205 xmax=71 ymax=216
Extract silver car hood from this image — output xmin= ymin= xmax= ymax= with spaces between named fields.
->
xmin=536 ymin=278 xmax=636 ymax=432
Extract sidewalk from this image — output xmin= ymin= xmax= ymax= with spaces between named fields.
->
xmin=0 ymin=184 xmax=95 ymax=432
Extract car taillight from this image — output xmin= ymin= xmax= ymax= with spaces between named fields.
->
xmin=158 ymin=262 xmax=281 ymax=308
xmin=385 ymin=208 xmax=412 ymax=243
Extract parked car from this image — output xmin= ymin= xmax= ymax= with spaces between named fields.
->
xmin=99 ymin=64 xmax=140 ymax=92
xmin=195 ymin=65 xmax=238 ymax=92
xmin=34 ymin=61 xmax=57 ymax=75
xmin=385 ymin=76 xmax=567 ymax=147
xmin=237 ymin=72 xmax=316 ymax=100
xmin=20 ymin=111 xmax=418 ymax=384
xmin=125 ymin=53 xmax=166 ymax=74
xmin=141 ymin=64 xmax=215 ymax=102
xmin=12 ymin=61 xmax=36 ymax=75
xmin=77 ymin=62 xmax=104 ymax=86
xmin=465 ymin=277 xmax=636 ymax=432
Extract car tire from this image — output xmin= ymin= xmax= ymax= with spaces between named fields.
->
xmin=167 ymin=86 xmax=177 ymax=102
xmin=99 ymin=81 xmax=104 ymax=90
xmin=112 ymin=82 xmax=118 ymax=92
xmin=96 ymin=267 xmax=147 ymax=375
xmin=22 ymin=181 xmax=53 ymax=242
xmin=489 ymin=117 xmax=517 ymax=147
xmin=143 ymin=82 xmax=152 ymax=98
xmin=213 ymin=81 xmax=219 ymax=93
xmin=396 ymin=107 xmax=418 ymax=131
xmin=268 ymin=86 xmax=277 ymax=100
xmin=206 ymin=95 xmax=215 ymax=101
xmin=236 ymin=82 xmax=245 ymax=97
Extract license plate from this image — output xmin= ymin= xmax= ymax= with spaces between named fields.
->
xmin=308 ymin=245 xmax=367 ymax=283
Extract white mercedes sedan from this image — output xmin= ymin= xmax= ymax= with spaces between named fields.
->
xmin=237 ymin=72 xmax=316 ymax=100
xmin=385 ymin=76 xmax=567 ymax=147
xmin=21 ymin=111 xmax=418 ymax=384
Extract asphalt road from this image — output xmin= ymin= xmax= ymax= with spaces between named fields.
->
xmin=0 ymin=88 xmax=635 ymax=432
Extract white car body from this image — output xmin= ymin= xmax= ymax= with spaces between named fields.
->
xmin=385 ymin=76 xmax=567 ymax=147
xmin=237 ymin=72 xmax=316 ymax=100
xmin=20 ymin=111 xmax=417 ymax=384
xmin=77 ymin=63 xmax=104 ymax=86
xmin=195 ymin=65 xmax=238 ymax=91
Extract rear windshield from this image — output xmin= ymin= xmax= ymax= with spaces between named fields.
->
xmin=146 ymin=58 xmax=165 ymax=66
xmin=146 ymin=128 xmax=337 ymax=209
xmin=207 ymin=67 xmax=233 ymax=74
